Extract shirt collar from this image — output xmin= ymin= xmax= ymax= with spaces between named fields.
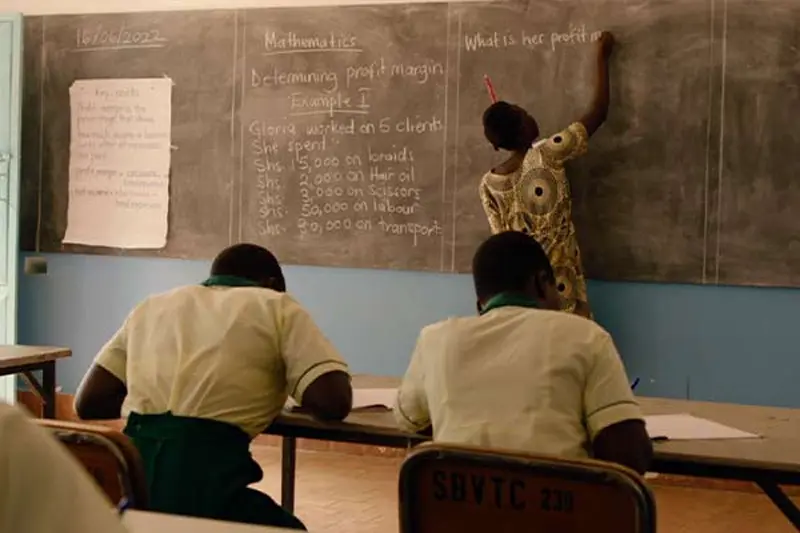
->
xmin=480 ymin=292 xmax=540 ymax=316
xmin=200 ymin=275 xmax=260 ymax=288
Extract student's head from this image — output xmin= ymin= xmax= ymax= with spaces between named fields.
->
xmin=482 ymin=101 xmax=539 ymax=152
xmin=472 ymin=231 xmax=560 ymax=311
xmin=210 ymin=243 xmax=286 ymax=292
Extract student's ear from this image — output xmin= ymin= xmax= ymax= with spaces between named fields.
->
xmin=534 ymin=273 xmax=561 ymax=311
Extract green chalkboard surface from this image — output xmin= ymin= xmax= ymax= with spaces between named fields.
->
xmin=20 ymin=1 xmax=800 ymax=287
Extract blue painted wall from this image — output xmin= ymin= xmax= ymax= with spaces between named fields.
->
xmin=17 ymin=252 xmax=800 ymax=408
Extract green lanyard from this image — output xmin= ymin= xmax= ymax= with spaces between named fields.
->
xmin=480 ymin=292 xmax=540 ymax=315
xmin=200 ymin=275 xmax=260 ymax=288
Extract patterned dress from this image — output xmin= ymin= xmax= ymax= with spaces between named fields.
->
xmin=479 ymin=122 xmax=590 ymax=315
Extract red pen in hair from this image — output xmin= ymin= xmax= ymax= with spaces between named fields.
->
xmin=483 ymin=75 xmax=497 ymax=103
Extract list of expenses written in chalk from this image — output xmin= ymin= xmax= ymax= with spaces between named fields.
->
xmin=244 ymin=27 xmax=447 ymax=253
xmin=63 ymin=78 xmax=172 ymax=249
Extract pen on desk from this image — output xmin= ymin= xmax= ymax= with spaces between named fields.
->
xmin=117 ymin=497 xmax=130 ymax=516
xmin=631 ymin=377 xmax=640 ymax=391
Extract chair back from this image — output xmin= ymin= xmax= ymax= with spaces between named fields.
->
xmin=399 ymin=443 xmax=656 ymax=533
xmin=37 ymin=419 xmax=148 ymax=509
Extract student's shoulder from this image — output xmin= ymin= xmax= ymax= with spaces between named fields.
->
xmin=547 ymin=310 xmax=613 ymax=347
xmin=533 ymin=122 xmax=588 ymax=154
xmin=417 ymin=315 xmax=479 ymax=342
xmin=134 ymin=285 xmax=203 ymax=308
xmin=134 ymin=285 xmax=287 ymax=312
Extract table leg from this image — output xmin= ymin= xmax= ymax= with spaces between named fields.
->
xmin=281 ymin=436 xmax=297 ymax=513
xmin=42 ymin=362 xmax=56 ymax=419
xmin=757 ymin=481 xmax=800 ymax=529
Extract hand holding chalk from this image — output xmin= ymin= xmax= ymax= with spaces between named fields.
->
xmin=484 ymin=75 xmax=497 ymax=103
xmin=599 ymin=31 xmax=615 ymax=58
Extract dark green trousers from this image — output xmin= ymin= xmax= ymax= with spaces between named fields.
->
xmin=124 ymin=412 xmax=304 ymax=530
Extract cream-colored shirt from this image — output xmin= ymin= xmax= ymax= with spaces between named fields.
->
xmin=90 ymin=285 xmax=349 ymax=437
xmin=395 ymin=306 xmax=642 ymax=458
xmin=0 ymin=403 xmax=128 ymax=533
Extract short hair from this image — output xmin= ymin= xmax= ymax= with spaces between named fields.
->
xmin=483 ymin=101 xmax=524 ymax=151
xmin=210 ymin=243 xmax=286 ymax=292
xmin=472 ymin=231 xmax=555 ymax=302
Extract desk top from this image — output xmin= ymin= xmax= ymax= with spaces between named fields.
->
xmin=122 ymin=511 xmax=297 ymax=532
xmin=0 ymin=345 xmax=71 ymax=370
xmin=271 ymin=375 xmax=800 ymax=480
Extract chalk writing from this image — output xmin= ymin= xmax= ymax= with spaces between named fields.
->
xmin=242 ymin=24 xmax=446 ymax=252
xmin=249 ymin=119 xmax=288 ymax=237
xmin=252 ymin=67 xmax=339 ymax=92
xmin=263 ymin=32 xmax=359 ymax=54
xmin=344 ymin=57 xmax=446 ymax=88
xmin=74 ymin=24 xmax=168 ymax=52
xmin=464 ymin=25 xmax=602 ymax=52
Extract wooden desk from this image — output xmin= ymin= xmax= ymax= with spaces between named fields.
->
xmin=122 ymin=510 xmax=298 ymax=532
xmin=0 ymin=345 xmax=71 ymax=418
xmin=265 ymin=375 xmax=800 ymax=528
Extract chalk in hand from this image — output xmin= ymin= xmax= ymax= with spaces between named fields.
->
xmin=484 ymin=75 xmax=497 ymax=103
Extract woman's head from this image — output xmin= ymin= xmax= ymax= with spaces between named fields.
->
xmin=482 ymin=101 xmax=539 ymax=152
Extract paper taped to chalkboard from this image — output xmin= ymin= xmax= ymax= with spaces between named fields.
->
xmin=63 ymin=78 xmax=172 ymax=249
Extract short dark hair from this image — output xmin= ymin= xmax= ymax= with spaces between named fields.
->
xmin=211 ymin=243 xmax=286 ymax=292
xmin=483 ymin=101 xmax=524 ymax=151
xmin=472 ymin=231 xmax=555 ymax=302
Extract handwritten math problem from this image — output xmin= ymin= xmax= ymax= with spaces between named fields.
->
xmin=28 ymin=2 xmax=750 ymax=283
xmin=241 ymin=19 xmax=448 ymax=265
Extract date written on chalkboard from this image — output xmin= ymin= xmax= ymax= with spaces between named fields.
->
xmin=432 ymin=470 xmax=574 ymax=512
xmin=75 ymin=24 xmax=168 ymax=52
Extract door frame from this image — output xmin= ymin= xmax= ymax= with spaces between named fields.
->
xmin=0 ymin=13 xmax=23 ymax=404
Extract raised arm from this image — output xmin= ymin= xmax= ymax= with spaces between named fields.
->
xmin=579 ymin=32 xmax=614 ymax=137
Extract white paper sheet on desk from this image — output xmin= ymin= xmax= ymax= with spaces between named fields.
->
xmin=285 ymin=388 xmax=397 ymax=411
xmin=645 ymin=414 xmax=761 ymax=440
xmin=351 ymin=388 xmax=396 ymax=410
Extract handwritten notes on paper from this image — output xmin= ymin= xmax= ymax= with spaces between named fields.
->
xmin=64 ymin=78 xmax=172 ymax=248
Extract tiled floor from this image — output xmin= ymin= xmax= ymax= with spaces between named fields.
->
xmin=250 ymin=444 xmax=799 ymax=533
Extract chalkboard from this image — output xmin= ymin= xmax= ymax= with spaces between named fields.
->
xmin=23 ymin=11 xmax=238 ymax=259
xmin=715 ymin=0 xmax=800 ymax=287
xmin=18 ymin=1 xmax=800 ymax=287
xmin=237 ymin=5 xmax=451 ymax=270
xmin=450 ymin=0 xmax=718 ymax=282
xmin=22 ymin=5 xmax=454 ymax=271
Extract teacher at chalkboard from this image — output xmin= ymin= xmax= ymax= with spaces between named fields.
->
xmin=478 ymin=32 xmax=614 ymax=320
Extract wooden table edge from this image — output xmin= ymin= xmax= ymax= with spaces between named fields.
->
xmin=0 ymin=346 xmax=73 ymax=371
